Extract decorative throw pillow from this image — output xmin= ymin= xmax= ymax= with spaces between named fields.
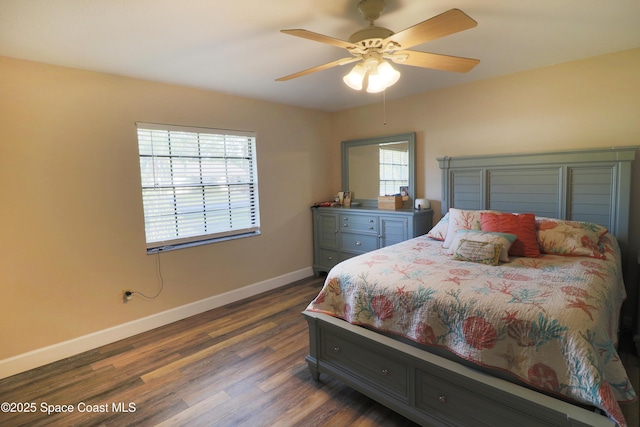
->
xmin=446 ymin=230 xmax=517 ymax=262
xmin=535 ymin=217 xmax=608 ymax=259
xmin=427 ymin=212 xmax=449 ymax=241
xmin=481 ymin=212 xmax=540 ymax=258
xmin=442 ymin=208 xmax=498 ymax=249
xmin=452 ymin=239 xmax=503 ymax=266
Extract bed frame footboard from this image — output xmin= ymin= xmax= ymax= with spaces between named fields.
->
xmin=303 ymin=310 xmax=615 ymax=427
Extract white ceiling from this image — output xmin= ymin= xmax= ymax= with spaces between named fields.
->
xmin=1 ymin=0 xmax=639 ymax=112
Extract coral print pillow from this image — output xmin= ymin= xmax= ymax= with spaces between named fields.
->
xmin=427 ymin=212 xmax=449 ymax=241
xmin=535 ymin=217 xmax=608 ymax=259
xmin=443 ymin=208 xmax=498 ymax=249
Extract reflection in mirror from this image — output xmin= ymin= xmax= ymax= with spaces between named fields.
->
xmin=379 ymin=142 xmax=409 ymax=195
xmin=342 ymin=133 xmax=415 ymax=207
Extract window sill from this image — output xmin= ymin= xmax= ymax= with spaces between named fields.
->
xmin=146 ymin=230 xmax=261 ymax=254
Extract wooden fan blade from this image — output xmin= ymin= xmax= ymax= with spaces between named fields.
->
xmin=281 ymin=29 xmax=358 ymax=50
xmin=383 ymin=9 xmax=477 ymax=50
xmin=390 ymin=50 xmax=479 ymax=73
xmin=276 ymin=57 xmax=360 ymax=81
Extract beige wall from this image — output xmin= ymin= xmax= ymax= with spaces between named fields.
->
xmin=0 ymin=56 xmax=338 ymax=361
xmin=1 ymin=47 xmax=639 ymax=367
xmin=332 ymin=47 xmax=640 ymax=323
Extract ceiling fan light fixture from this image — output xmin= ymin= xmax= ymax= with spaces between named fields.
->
xmin=343 ymin=63 xmax=366 ymax=90
xmin=278 ymin=8 xmax=480 ymax=90
xmin=366 ymin=60 xmax=400 ymax=93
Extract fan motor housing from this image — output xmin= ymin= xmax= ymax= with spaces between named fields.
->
xmin=348 ymin=25 xmax=394 ymax=45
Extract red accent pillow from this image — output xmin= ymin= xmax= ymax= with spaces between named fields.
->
xmin=480 ymin=212 xmax=540 ymax=258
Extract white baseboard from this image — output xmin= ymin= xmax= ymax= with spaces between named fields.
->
xmin=0 ymin=267 xmax=314 ymax=380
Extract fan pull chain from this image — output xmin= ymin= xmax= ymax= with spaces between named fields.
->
xmin=383 ymin=90 xmax=387 ymax=125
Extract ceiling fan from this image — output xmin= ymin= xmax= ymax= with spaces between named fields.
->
xmin=276 ymin=0 xmax=480 ymax=93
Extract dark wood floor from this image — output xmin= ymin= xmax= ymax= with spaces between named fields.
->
xmin=0 ymin=276 xmax=637 ymax=427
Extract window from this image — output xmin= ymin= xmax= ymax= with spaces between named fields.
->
xmin=136 ymin=122 xmax=260 ymax=253
xmin=379 ymin=142 xmax=409 ymax=196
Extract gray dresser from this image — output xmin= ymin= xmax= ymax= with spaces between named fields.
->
xmin=312 ymin=206 xmax=433 ymax=275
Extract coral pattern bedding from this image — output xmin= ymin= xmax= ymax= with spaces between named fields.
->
xmin=307 ymin=231 xmax=636 ymax=426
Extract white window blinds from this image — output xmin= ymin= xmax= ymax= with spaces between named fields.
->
xmin=379 ymin=143 xmax=409 ymax=196
xmin=136 ymin=122 xmax=260 ymax=252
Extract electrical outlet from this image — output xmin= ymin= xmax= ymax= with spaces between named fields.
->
xmin=122 ymin=290 xmax=132 ymax=303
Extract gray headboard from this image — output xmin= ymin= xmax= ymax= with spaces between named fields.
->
xmin=437 ymin=147 xmax=637 ymax=258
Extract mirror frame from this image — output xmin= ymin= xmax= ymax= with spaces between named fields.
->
xmin=341 ymin=132 xmax=416 ymax=208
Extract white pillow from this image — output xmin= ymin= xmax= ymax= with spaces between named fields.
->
xmin=426 ymin=212 xmax=449 ymax=241
xmin=447 ymin=230 xmax=517 ymax=262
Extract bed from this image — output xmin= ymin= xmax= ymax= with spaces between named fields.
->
xmin=303 ymin=147 xmax=638 ymax=427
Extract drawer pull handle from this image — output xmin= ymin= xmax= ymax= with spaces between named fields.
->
xmin=438 ymin=395 xmax=447 ymax=404
xmin=381 ymin=369 xmax=389 ymax=376
xmin=369 ymin=219 xmax=374 ymax=223
xmin=327 ymin=256 xmax=333 ymax=260
xmin=334 ymin=346 xmax=341 ymax=353
xmin=368 ymin=226 xmax=374 ymax=230
xmin=355 ymin=241 xmax=362 ymax=246
xmin=343 ymin=224 xmax=349 ymax=227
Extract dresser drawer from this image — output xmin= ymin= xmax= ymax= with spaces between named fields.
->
xmin=340 ymin=233 xmax=378 ymax=254
xmin=322 ymin=329 xmax=409 ymax=401
xmin=340 ymin=214 xmax=379 ymax=233
xmin=317 ymin=248 xmax=339 ymax=269
xmin=339 ymin=252 xmax=357 ymax=263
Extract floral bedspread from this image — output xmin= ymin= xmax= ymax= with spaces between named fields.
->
xmin=306 ymin=234 xmax=636 ymax=426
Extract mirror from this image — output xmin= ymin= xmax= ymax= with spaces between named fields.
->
xmin=342 ymin=132 xmax=415 ymax=208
